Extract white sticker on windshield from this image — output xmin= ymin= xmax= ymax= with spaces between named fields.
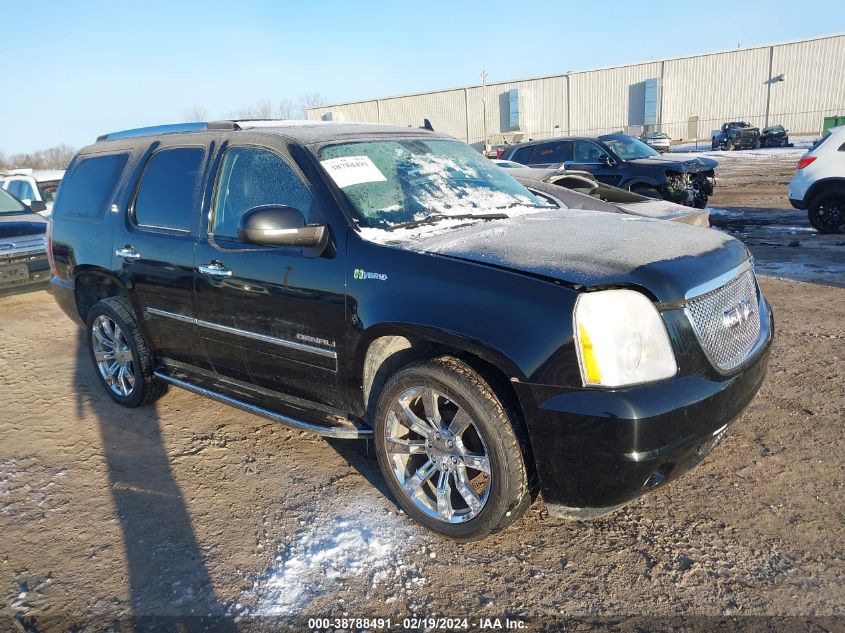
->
xmin=320 ymin=156 xmax=387 ymax=189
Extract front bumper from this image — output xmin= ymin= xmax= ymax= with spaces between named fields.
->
xmin=513 ymin=302 xmax=773 ymax=514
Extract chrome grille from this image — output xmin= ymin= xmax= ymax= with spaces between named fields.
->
xmin=685 ymin=267 xmax=762 ymax=372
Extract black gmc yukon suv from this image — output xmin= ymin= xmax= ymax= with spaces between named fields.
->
xmin=49 ymin=121 xmax=773 ymax=541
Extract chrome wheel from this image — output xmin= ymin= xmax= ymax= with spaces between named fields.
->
xmin=91 ymin=315 xmax=136 ymax=397
xmin=384 ymin=387 xmax=491 ymax=524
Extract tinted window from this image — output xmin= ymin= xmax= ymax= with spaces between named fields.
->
xmin=52 ymin=153 xmax=129 ymax=222
xmin=510 ymin=147 xmax=532 ymax=164
xmin=212 ymin=147 xmax=312 ymax=240
xmin=134 ymin=147 xmax=205 ymax=231
xmin=528 ymin=142 xmax=571 ymax=164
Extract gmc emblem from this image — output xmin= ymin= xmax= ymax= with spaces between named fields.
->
xmin=722 ymin=299 xmax=754 ymax=329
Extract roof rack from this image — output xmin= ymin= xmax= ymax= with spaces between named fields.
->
xmin=96 ymin=120 xmax=239 ymax=142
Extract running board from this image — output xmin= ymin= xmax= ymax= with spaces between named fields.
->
xmin=153 ymin=371 xmax=372 ymax=439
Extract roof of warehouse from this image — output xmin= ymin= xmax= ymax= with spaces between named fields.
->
xmin=309 ymin=33 xmax=845 ymax=111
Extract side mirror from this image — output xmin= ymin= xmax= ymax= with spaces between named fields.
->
xmin=29 ymin=200 xmax=47 ymax=213
xmin=598 ymin=154 xmax=614 ymax=167
xmin=237 ymin=205 xmax=328 ymax=251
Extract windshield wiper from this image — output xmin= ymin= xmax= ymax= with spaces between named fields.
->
xmin=495 ymin=202 xmax=552 ymax=209
xmin=383 ymin=212 xmax=508 ymax=231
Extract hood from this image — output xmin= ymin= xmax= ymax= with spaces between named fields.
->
xmin=0 ymin=212 xmax=47 ymax=238
xmin=627 ymin=154 xmax=718 ymax=171
xmin=372 ymin=210 xmax=748 ymax=302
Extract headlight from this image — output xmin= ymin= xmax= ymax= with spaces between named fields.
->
xmin=574 ymin=289 xmax=677 ymax=387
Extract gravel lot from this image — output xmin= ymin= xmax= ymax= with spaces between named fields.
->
xmin=0 ymin=150 xmax=842 ymax=631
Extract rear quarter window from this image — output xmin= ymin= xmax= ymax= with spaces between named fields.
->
xmin=52 ymin=153 xmax=130 ymax=222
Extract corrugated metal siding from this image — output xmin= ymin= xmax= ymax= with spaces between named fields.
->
xmin=309 ymin=100 xmax=379 ymax=123
xmin=307 ymin=35 xmax=845 ymax=143
xmin=661 ymin=47 xmax=770 ymax=140
xmin=770 ymin=36 xmax=845 ymax=135
xmin=568 ymin=62 xmax=662 ymax=136
xmin=378 ymin=89 xmax=468 ymax=139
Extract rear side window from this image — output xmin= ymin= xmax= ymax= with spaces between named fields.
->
xmin=510 ymin=147 xmax=532 ymax=164
xmin=134 ymin=147 xmax=206 ymax=231
xmin=529 ymin=142 xmax=571 ymax=164
xmin=52 ymin=153 xmax=129 ymax=222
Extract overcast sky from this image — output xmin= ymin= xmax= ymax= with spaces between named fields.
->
xmin=1 ymin=0 xmax=841 ymax=154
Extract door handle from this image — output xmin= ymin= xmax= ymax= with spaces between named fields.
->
xmin=115 ymin=246 xmax=141 ymax=260
xmin=198 ymin=262 xmax=233 ymax=278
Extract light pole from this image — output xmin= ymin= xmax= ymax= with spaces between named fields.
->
xmin=481 ymin=69 xmax=488 ymax=152
xmin=551 ymin=124 xmax=560 ymax=138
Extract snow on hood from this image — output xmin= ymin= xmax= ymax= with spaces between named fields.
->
xmin=358 ymin=209 xmax=749 ymax=302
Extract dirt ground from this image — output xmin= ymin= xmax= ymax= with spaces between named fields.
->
xmin=0 ymin=153 xmax=843 ymax=632
xmin=700 ymin=147 xmax=845 ymax=288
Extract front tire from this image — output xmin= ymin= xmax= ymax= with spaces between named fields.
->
xmin=86 ymin=296 xmax=165 ymax=407
xmin=373 ymin=356 xmax=531 ymax=541
xmin=631 ymin=185 xmax=663 ymax=199
xmin=808 ymin=186 xmax=845 ymax=234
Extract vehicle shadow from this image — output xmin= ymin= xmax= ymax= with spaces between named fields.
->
xmin=73 ymin=330 xmax=235 ymax=630
xmin=324 ymin=437 xmax=396 ymax=504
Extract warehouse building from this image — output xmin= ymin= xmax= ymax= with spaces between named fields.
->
xmin=307 ymin=33 xmax=845 ymax=149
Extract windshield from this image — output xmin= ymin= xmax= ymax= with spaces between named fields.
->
xmin=37 ymin=179 xmax=61 ymax=203
xmin=0 ymin=187 xmax=27 ymax=214
xmin=600 ymin=136 xmax=660 ymax=160
xmin=318 ymin=139 xmax=548 ymax=229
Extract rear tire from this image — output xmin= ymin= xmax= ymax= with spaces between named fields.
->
xmin=808 ymin=186 xmax=845 ymax=234
xmin=373 ymin=356 xmax=531 ymax=541
xmin=86 ymin=297 xmax=165 ymax=407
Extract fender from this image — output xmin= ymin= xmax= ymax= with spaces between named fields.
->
xmin=71 ymin=266 xmax=154 ymax=339
xmin=805 ymin=177 xmax=845 ymax=203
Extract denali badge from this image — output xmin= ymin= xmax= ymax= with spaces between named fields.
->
xmin=722 ymin=299 xmax=754 ymax=329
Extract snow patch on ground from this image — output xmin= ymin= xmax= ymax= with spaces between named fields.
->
xmin=707 ymin=206 xmax=747 ymax=219
xmin=250 ymin=508 xmax=426 ymax=616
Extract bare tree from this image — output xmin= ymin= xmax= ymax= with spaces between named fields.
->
xmin=229 ymin=93 xmax=326 ymax=122
xmin=231 ymin=99 xmax=276 ymax=119
xmin=275 ymin=99 xmax=296 ymax=120
xmin=0 ymin=144 xmax=76 ymax=171
xmin=299 ymin=92 xmax=325 ymax=117
xmin=184 ymin=103 xmax=208 ymax=122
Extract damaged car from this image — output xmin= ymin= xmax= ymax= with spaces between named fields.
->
xmin=508 ymin=168 xmax=710 ymax=227
xmin=760 ymin=125 xmax=793 ymax=148
xmin=501 ymin=133 xmax=717 ymax=208
xmin=51 ymin=121 xmax=771 ymax=541
xmin=711 ymin=121 xmax=761 ymax=150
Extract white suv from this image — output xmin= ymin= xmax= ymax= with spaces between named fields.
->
xmin=788 ymin=125 xmax=845 ymax=233
xmin=0 ymin=169 xmax=65 ymax=217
